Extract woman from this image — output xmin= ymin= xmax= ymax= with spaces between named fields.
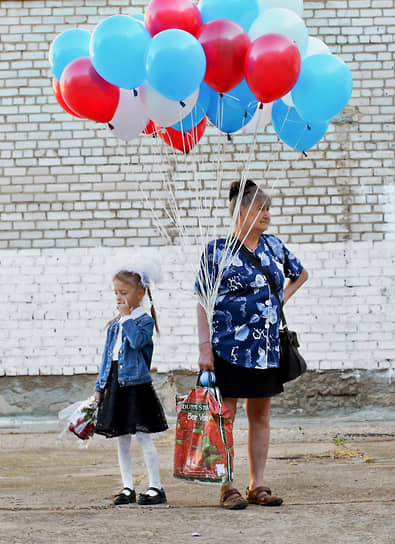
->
xmin=196 ymin=180 xmax=308 ymax=509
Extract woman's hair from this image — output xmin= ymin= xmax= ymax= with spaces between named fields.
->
xmin=229 ymin=179 xmax=271 ymax=215
xmin=108 ymin=270 xmax=160 ymax=334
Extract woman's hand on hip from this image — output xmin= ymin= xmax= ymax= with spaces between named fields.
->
xmin=198 ymin=342 xmax=215 ymax=371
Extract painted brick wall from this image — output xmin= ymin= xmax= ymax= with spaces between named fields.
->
xmin=0 ymin=241 xmax=394 ymax=377
xmin=0 ymin=1 xmax=394 ymax=378
xmin=0 ymin=0 xmax=394 ymax=249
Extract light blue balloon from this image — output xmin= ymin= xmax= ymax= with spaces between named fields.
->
xmin=172 ymin=83 xmax=210 ymax=131
xmin=90 ymin=15 xmax=151 ymax=89
xmin=49 ymin=29 xmax=91 ymax=81
xmin=146 ymin=29 xmax=206 ymax=102
xmin=272 ymin=99 xmax=329 ymax=151
xmin=291 ymin=54 xmax=353 ymax=122
xmin=130 ymin=13 xmax=145 ymax=22
xmin=206 ymin=79 xmax=258 ymax=134
xmin=200 ymin=0 xmax=260 ymax=32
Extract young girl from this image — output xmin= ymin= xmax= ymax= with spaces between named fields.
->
xmin=94 ymin=254 xmax=168 ymax=506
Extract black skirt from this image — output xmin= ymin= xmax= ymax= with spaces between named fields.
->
xmin=214 ymin=353 xmax=284 ymax=399
xmin=95 ymin=361 xmax=168 ymax=438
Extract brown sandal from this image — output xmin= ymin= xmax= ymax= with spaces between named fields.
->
xmin=220 ymin=488 xmax=248 ymax=510
xmin=246 ymin=486 xmax=283 ymax=506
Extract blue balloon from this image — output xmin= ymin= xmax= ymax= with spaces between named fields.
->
xmin=146 ymin=29 xmax=206 ymax=101
xmin=272 ymin=99 xmax=329 ymax=151
xmin=291 ymin=54 xmax=353 ymax=122
xmin=200 ymin=0 xmax=259 ymax=32
xmin=172 ymin=82 xmax=210 ymax=131
xmin=49 ymin=29 xmax=91 ymax=81
xmin=200 ymin=371 xmax=216 ymax=387
xmin=206 ymin=79 xmax=258 ymax=133
xmin=130 ymin=13 xmax=145 ymax=22
xmin=90 ymin=15 xmax=151 ymax=90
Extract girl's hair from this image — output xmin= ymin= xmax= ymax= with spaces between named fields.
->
xmin=108 ymin=270 xmax=160 ymax=334
xmin=229 ymin=179 xmax=271 ymax=215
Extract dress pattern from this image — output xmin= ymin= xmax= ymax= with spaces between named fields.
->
xmin=196 ymin=235 xmax=303 ymax=370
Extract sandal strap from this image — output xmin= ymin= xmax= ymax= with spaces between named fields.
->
xmin=248 ymin=486 xmax=272 ymax=497
xmin=222 ymin=488 xmax=243 ymax=501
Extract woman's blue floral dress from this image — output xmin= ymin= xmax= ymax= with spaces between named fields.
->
xmin=196 ymin=235 xmax=303 ymax=370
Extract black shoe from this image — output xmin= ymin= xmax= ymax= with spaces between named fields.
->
xmin=137 ymin=487 xmax=167 ymax=505
xmin=113 ymin=487 xmax=136 ymax=505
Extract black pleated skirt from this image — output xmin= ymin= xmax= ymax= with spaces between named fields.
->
xmin=214 ymin=353 xmax=284 ymax=399
xmin=95 ymin=361 xmax=168 ymax=438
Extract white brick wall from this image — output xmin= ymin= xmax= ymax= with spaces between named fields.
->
xmin=0 ymin=0 xmax=394 ymax=249
xmin=0 ymin=241 xmax=394 ymax=376
xmin=0 ymin=1 xmax=394 ymax=377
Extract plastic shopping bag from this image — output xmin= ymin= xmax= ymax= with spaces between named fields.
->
xmin=173 ymin=383 xmax=234 ymax=484
xmin=58 ymin=396 xmax=97 ymax=441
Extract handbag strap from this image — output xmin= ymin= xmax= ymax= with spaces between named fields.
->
xmin=237 ymin=242 xmax=288 ymax=329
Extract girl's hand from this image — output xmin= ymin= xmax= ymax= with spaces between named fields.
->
xmin=117 ymin=295 xmax=132 ymax=316
xmin=198 ymin=342 xmax=215 ymax=371
xmin=94 ymin=390 xmax=103 ymax=405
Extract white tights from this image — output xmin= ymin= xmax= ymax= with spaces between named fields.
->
xmin=117 ymin=432 xmax=162 ymax=492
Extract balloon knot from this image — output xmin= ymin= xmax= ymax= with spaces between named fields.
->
xmin=306 ymin=124 xmax=311 ymax=130
xmin=133 ymin=89 xmax=138 ymax=97
xmin=259 ymin=103 xmax=263 ymax=110
xmin=180 ymin=100 xmax=186 ymax=108
xmin=302 ymin=151 xmax=308 ymax=157
xmin=108 ymin=123 xmax=114 ymax=130
xmin=243 ymin=111 xmax=248 ymax=118
xmin=227 ymin=133 xmax=232 ymax=142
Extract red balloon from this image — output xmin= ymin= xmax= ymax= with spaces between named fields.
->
xmin=155 ymin=116 xmax=207 ymax=153
xmin=52 ymin=77 xmax=83 ymax=118
xmin=60 ymin=57 xmax=120 ymax=123
xmin=245 ymin=34 xmax=301 ymax=103
xmin=142 ymin=120 xmax=157 ymax=135
xmin=145 ymin=0 xmax=202 ymax=37
xmin=197 ymin=19 xmax=251 ymax=93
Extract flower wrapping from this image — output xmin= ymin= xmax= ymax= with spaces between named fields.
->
xmin=58 ymin=397 xmax=97 ymax=441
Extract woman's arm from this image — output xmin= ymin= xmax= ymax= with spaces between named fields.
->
xmin=283 ymin=268 xmax=308 ymax=305
xmin=197 ymin=303 xmax=214 ymax=371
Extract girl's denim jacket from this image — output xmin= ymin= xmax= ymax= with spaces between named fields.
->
xmin=95 ymin=313 xmax=154 ymax=392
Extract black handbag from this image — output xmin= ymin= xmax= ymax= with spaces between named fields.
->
xmin=238 ymin=243 xmax=307 ymax=383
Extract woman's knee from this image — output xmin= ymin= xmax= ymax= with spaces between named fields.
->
xmin=246 ymin=398 xmax=271 ymax=427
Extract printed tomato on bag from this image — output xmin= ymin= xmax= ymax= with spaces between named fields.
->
xmin=173 ymin=385 xmax=234 ymax=484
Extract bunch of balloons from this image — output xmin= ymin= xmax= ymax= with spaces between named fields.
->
xmin=49 ymin=0 xmax=353 ymax=153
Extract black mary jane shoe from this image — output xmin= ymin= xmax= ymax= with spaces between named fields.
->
xmin=137 ymin=487 xmax=167 ymax=505
xmin=113 ymin=487 xmax=136 ymax=505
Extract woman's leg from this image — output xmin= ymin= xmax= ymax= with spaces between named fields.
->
xmin=117 ymin=433 xmax=134 ymax=490
xmin=245 ymin=397 xmax=271 ymax=489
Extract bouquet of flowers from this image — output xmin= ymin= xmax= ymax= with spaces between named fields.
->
xmin=58 ymin=396 xmax=98 ymax=442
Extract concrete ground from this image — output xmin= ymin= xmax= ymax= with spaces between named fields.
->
xmin=0 ymin=413 xmax=394 ymax=544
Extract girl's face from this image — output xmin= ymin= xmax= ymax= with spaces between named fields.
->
xmin=113 ymin=278 xmax=145 ymax=311
xmin=239 ymin=200 xmax=271 ymax=235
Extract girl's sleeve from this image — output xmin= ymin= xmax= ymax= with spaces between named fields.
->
xmin=122 ymin=317 xmax=154 ymax=350
xmin=282 ymin=242 xmax=304 ymax=281
xmin=95 ymin=328 xmax=111 ymax=391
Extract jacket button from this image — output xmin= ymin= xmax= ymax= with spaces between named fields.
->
xmin=119 ymin=349 xmax=123 ymax=354
xmin=120 ymin=365 xmax=123 ymax=369
xmin=121 ymin=381 xmax=125 ymax=385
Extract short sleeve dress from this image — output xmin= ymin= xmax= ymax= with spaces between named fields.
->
xmin=195 ymin=234 xmax=304 ymax=398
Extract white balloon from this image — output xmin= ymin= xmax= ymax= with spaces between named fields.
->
xmin=303 ymin=36 xmax=331 ymax=59
xmin=258 ymin=0 xmax=303 ymax=18
xmin=281 ymin=92 xmax=294 ymax=107
xmin=249 ymin=8 xmax=308 ymax=56
xmin=140 ymin=82 xmax=199 ymax=127
xmin=108 ymin=88 xmax=149 ymax=142
xmin=241 ymin=102 xmax=273 ymax=133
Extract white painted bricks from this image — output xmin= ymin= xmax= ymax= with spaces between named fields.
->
xmin=0 ymin=241 xmax=394 ymax=376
